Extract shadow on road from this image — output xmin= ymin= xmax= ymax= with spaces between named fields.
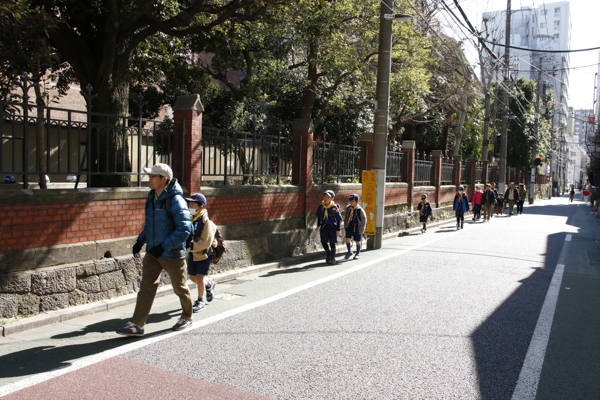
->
xmin=0 ymin=309 xmax=178 ymax=379
xmin=470 ymin=200 xmax=576 ymax=399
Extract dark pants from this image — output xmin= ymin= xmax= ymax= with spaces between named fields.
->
xmin=517 ymin=200 xmax=524 ymax=214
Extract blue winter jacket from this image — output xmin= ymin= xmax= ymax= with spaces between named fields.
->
xmin=137 ymin=179 xmax=192 ymax=260
xmin=453 ymin=193 xmax=470 ymax=217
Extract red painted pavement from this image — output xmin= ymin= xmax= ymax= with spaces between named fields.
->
xmin=2 ymin=356 xmax=276 ymax=400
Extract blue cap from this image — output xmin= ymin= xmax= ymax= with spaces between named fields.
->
xmin=3 ymin=175 xmax=15 ymax=184
xmin=323 ymin=190 xmax=335 ymax=198
xmin=421 ymin=194 xmax=427 ymax=200
xmin=349 ymin=194 xmax=359 ymax=202
xmin=185 ymin=193 xmax=207 ymax=206
xmin=458 ymin=185 xmax=464 ymax=191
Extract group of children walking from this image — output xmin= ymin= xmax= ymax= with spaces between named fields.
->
xmin=315 ymin=190 xmax=367 ymax=264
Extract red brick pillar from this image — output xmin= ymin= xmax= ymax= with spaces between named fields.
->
xmin=359 ymin=132 xmax=373 ymax=182
xmin=452 ymin=155 xmax=462 ymax=188
xmin=292 ymin=119 xmax=314 ymax=217
xmin=432 ymin=150 xmax=442 ymax=207
xmin=173 ymin=95 xmax=203 ymax=195
xmin=402 ymin=140 xmax=416 ymax=209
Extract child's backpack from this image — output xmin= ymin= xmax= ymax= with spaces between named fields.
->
xmin=211 ymin=228 xmax=227 ymax=264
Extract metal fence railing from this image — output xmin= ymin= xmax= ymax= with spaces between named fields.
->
xmin=475 ymin=165 xmax=483 ymax=183
xmin=386 ymin=149 xmax=404 ymax=182
xmin=461 ymin=165 xmax=471 ymax=184
xmin=201 ymin=127 xmax=299 ymax=185
xmin=313 ymin=141 xmax=360 ymax=183
xmin=441 ymin=161 xmax=455 ymax=185
xmin=414 ymin=154 xmax=434 ymax=186
xmin=1 ymin=78 xmax=176 ymax=189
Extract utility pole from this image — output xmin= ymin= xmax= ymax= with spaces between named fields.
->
xmin=498 ymin=0 xmax=511 ymax=193
xmin=529 ymin=55 xmax=542 ymax=204
xmin=480 ymin=52 xmax=492 ymax=163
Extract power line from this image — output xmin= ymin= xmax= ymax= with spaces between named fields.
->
xmin=482 ymin=39 xmax=600 ymax=54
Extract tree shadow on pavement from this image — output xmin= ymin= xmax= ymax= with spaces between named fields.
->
xmin=0 ymin=310 xmax=177 ymax=379
xmin=259 ymin=259 xmax=336 ymax=278
xmin=470 ymin=230 xmax=567 ymax=399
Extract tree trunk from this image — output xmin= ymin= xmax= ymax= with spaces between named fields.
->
xmin=86 ymin=59 xmax=132 ymax=188
xmin=452 ymin=95 xmax=468 ymax=155
xmin=33 ymin=84 xmax=47 ymax=189
xmin=298 ymin=41 xmax=319 ymax=121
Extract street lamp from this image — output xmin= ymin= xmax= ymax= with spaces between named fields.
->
xmin=371 ymin=0 xmax=412 ymax=249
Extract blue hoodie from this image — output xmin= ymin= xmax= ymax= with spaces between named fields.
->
xmin=137 ymin=179 xmax=192 ymax=259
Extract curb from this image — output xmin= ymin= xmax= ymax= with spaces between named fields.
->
xmin=1 ymin=218 xmax=459 ymax=337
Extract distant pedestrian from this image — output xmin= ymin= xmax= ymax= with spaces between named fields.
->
xmin=472 ymin=185 xmax=483 ymax=221
xmin=417 ymin=194 xmax=433 ymax=233
xmin=481 ymin=183 xmax=495 ymax=222
xmin=118 ymin=163 xmax=193 ymax=337
xmin=504 ymin=182 xmax=519 ymax=216
xmin=569 ymin=185 xmax=575 ymax=202
xmin=453 ymin=185 xmax=469 ymax=230
xmin=517 ymin=184 xmax=527 ymax=214
xmin=496 ymin=193 xmax=505 ymax=215
xmin=185 ymin=193 xmax=217 ymax=313
xmin=315 ymin=190 xmax=343 ymax=264
xmin=343 ymin=194 xmax=367 ymax=260
xmin=583 ymin=187 xmax=590 ymax=203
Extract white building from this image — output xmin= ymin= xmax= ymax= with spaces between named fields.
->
xmin=481 ymin=1 xmax=572 ymax=191
xmin=573 ymin=108 xmax=593 ymax=146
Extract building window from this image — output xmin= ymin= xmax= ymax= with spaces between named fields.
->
xmin=540 ymin=22 xmax=547 ymax=28
xmin=554 ymin=21 xmax=560 ymax=30
xmin=541 ymin=9 xmax=548 ymax=15
xmin=554 ymin=33 xmax=560 ymax=40
xmin=554 ymin=7 xmax=561 ymax=16
xmin=489 ymin=17 xmax=495 ymax=22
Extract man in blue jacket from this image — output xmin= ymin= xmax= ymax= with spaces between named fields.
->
xmin=117 ymin=163 xmax=193 ymax=336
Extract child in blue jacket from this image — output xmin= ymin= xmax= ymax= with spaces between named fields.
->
xmin=315 ymin=190 xmax=343 ymax=264
xmin=453 ymin=185 xmax=469 ymax=230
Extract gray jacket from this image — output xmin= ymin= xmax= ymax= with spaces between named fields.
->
xmin=344 ymin=205 xmax=367 ymax=234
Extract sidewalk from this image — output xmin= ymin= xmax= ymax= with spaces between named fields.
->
xmin=0 ymin=216 xmax=457 ymax=337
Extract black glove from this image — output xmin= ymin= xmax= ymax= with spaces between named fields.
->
xmin=185 ymin=234 xmax=193 ymax=250
xmin=148 ymin=244 xmax=164 ymax=259
xmin=132 ymin=241 xmax=143 ymax=258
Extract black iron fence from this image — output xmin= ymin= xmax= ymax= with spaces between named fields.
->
xmin=441 ymin=160 xmax=455 ymax=185
xmin=201 ymin=127 xmax=299 ymax=185
xmin=475 ymin=164 xmax=483 ymax=183
xmin=386 ymin=149 xmax=404 ymax=182
xmin=1 ymin=78 xmax=177 ymax=188
xmin=414 ymin=153 xmax=434 ymax=186
xmin=461 ymin=165 xmax=471 ymax=184
xmin=313 ymin=140 xmax=361 ymax=184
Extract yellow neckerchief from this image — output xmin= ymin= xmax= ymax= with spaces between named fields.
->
xmin=321 ymin=201 xmax=334 ymax=220
xmin=420 ymin=200 xmax=427 ymax=214
xmin=348 ymin=204 xmax=358 ymax=222
xmin=192 ymin=208 xmax=207 ymax=223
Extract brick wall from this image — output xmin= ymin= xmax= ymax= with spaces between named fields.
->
xmin=0 ymin=199 xmax=144 ymax=253
xmin=207 ymin=191 xmax=304 ymax=225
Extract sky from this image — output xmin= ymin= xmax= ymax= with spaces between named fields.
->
xmin=436 ymin=0 xmax=600 ymax=111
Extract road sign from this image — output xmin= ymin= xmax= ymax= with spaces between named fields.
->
xmin=362 ymin=171 xmax=377 ymax=236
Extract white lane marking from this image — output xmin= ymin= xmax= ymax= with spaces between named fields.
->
xmin=0 ymin=228 xmax=459 ymax=397
xmin=511 ymin=255 xmax=569 ymax=400
xmin=565 ymin=234 xmax=572 ymax=242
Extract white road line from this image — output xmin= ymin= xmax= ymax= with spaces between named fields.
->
xmin=565 ymin=234 xmax=572 ymax=241
xmin=0 ymin=228 xmax=459 ymax=397
xmin=510 ymin=233 xmax=572 ymax=400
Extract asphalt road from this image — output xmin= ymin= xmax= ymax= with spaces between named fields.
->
xmin=1 ymin=195 xmax=597 ymax=400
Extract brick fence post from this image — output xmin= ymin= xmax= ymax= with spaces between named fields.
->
xmin=401 ymin=140 xmax=416 ymax=210
xmin=452 ymin=155 xmax=462 ymax=188
xmin=431 ymin=150 xmax=442 ymax=207
xmin=172 ymin=95 xmax=203 ymax=195
xmin=359 ymin=132 xmax=373 ymax=183
xmin=292 ymin=119 xmax=314 ymax=219
xmin=468 ymin=158 xmax=477 ymax=187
